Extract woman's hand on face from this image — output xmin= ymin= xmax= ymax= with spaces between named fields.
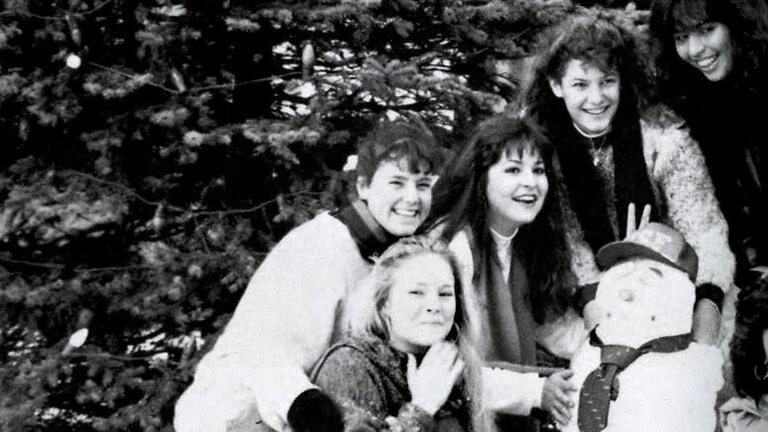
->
xmin=406 ymin=342 xmax=464 ymax=416
xmin=541 ymin=369 xmax=576 ymax=426
xmin=625 ymin=202 xmax=651 ymax=238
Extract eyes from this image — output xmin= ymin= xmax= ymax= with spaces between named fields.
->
xmin=408 ymin=288 xmax=455 ymax=298
xmin=503 ymin=163 xmax=547 ymax=175
xmin=387 ymin=177 xmax=432 ymax=190
xmin=570 ymin=76 xmax=618 ymax=89
xmin=674 ymin=23 xmax=717 ymax=44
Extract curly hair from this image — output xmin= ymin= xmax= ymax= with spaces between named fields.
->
xmin=428 ymin=114 xmax=575 ymax=323
xmin=650 ymin=0 xmax=768 ymax=100
xmin=730 ymin=278 xmax=768 ymax=401
xmin=523 ymin=7 xmax=652 ymax=135
xmin=354 ymin=119 xmax=445 ymax=184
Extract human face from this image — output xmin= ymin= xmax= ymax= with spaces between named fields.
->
xmin=384 ymin=253 xmax=456 ymax=354
xmin=357 ymin=159 xmax=433 ymax=237
xmin=674 ymin=22 xmax=734 ymax=82
xmin=549 ymin=59 xmax=620 ymax=136
xmin=485 ymin=143 xmax=548 ymax=236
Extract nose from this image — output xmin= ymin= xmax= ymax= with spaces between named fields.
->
xmin=586 ymin=83 xmax=604 ymax=105
xmin=520 ymin=168 xmax=536 ymax=187
xmin=402 ymin=181 xmax=419 ymax=203
xmin=424 ymin=292 xmax=442 ymax=314
xmin=687 ymin=34 xmax=705 ymax=58
xmin=619 ymin=289 xmax=634 ymax=302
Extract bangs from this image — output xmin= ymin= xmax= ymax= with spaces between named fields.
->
xmin=380 ymin=137 xmax=436 ymax=175
xmin=672 ymin=0 xmax=709 ymax=32
xmin=503 ymin=138 xmax=542 ymax=161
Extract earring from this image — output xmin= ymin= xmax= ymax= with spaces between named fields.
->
xmin=754 ymin=362 xmax=768 ymax=381
xmin=448 ymin=323 xmax=461 ymax=342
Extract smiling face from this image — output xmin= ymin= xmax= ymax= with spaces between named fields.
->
xmin=549 ymin=59 xmax=620 ymax=136
xmin=674 ymin=22 xmax=734 ymax=82
xmin=384 ymin=253 xmax=456 ymax=353
xmin=357 ymin=158 xmax=433 ymax=237
xmin=485 ymin=141 xmax=548 ymax=236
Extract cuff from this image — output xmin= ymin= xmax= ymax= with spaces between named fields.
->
xmin=245 ymin=367 xmax=316 ymax=431
xmin=573 ymin=283 xmax=598 ymax=315
xmin=396 ymin=403 xmax=438 ymax=432
xmin=695 ymin=283 xmax=724 ymax=311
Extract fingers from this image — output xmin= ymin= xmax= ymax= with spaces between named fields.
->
xmin=550 ymin=400 xmax=571 ymax=426
xmin=406 ymin=354 xmax=417 ymax=384
xmin=626 ymin=202 xmax=636 ymax=235
xmin=640 ymin=203 xmax=651 ymax=228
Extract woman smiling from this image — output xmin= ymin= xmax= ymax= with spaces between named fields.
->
xmin=651 ymin=0 xmax=768 ymax=286
xmin=523 ymin=9 xmax=735 ymax=346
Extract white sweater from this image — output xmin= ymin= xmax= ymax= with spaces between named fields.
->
xmin=174 ymin=212 xmax=372 ymax=432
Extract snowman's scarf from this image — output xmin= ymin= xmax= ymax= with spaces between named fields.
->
xmin=577 ymin=329 xmax=692 ymax=432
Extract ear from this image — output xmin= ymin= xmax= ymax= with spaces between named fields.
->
xmin=548 ymin=78 xmax=564 ymax=98
xmin=356 ymin=176 xmax=370 ymax=201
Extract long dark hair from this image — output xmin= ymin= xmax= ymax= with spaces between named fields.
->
xmin=429 ymin=115 xmax=574 ymax=323
xmin=650 ymin=0 xmax=768 ymax=103
xmin=730 ymin=278 xmax=768 ymax=402
xmin=523 ymin=9 xmax=658 ymax=249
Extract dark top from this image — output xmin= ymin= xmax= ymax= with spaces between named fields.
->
xmin=311 ymin=337 xmax=469 ymax=432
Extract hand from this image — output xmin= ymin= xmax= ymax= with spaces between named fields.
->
xmin=407 ymin=342 xmax=464 ymax=416
xmin=625 ymin=202 xmax=651 ymax=238
xmin=286 ymin=389 xmax=344 ymax=432
xmin=541 ymin=369 xmax=576 ymax=426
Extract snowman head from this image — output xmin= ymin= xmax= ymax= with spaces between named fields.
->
xmin=594 ymin=223 xmax=698 ymax=347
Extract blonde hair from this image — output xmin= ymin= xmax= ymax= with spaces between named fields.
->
xmin=347 ymin=236 xmax=464 ymax=341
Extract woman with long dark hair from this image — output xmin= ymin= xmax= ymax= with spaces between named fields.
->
xmin=429 ymin=115 xmax=581 ymax=430
xmin=650 ymin=0 xmax=768 ymax=286
xmin=523 ymin=8 xmax=734 ymax=346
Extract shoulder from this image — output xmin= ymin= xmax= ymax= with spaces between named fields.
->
xmin=265 ymin=212 xmax=360 ymax=265
xmin=313 ymin=340 xmax=379 ymax=383
xmin=447 ymin=228 xmax=474 ymax=270
xmin=639 ymin=106 xmax=705 ymax=172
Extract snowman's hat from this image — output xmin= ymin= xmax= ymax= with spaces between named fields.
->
xmin=596 ymin=222 xmax=698 ymax=281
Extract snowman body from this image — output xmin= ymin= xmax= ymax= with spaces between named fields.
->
xmin=562 ymin=258 xmax=724 ymax=432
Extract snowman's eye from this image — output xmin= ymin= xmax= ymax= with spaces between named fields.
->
xmin=650 ymin=315 xmax=656 ymax=321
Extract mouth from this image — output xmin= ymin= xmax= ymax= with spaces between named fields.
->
xmin=512 ymin=194 xmax=538 ymax=205
xmin=693 ymin=54 xmax=718 ymax=71
xmin=392 ymin=208 xmax=420 ymax=218
xmin=583 ymin=105 xmax=609 ymax=115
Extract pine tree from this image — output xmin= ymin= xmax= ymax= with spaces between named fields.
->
xmin=0 ymin=0 xmax=646 ymax=430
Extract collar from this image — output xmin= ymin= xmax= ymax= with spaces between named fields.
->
xmin=573 ymin=122 xmax=611 ymax=139
xmin=331 ymin=200 xmax=396 ymax=262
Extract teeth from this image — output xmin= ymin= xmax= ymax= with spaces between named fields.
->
xmin=696 ymin=56 xmax=717 ymax=68
xmin=513 ymin=195 xmax=537 ymax=203
xmin=584 ymin=106 xmax=608 ymax=115
xmin=393 ymin=209 xmax=417 ymax=217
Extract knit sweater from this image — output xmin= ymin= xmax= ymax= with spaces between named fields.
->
xmin=312 ymin=337 xmax=469 ymax=432
xmin=174 ymin=212 xmax=373 ymax=432
xmin=553 ymin=118 xmax=735 ymax=292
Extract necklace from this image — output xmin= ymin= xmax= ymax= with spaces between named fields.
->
xmin=589 ymin=135 xmax=610 ymax=167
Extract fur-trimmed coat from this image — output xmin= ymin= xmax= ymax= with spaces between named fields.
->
xmin=554 ymin=118 xmax=735 ymax=292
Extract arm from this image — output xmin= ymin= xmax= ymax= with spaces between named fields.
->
xmin=645 ymin=123 xmax=735 ymax=343
xmin=175 ymin=216 xmax=360 ymax=432
xmin=481 ymin=366 xmax=545 ymax=415
xmin=315 ymin=346 xmax=437 ymax=432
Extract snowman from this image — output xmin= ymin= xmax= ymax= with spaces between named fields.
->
xmin=562 ymin=223 xmax=724 ymax=432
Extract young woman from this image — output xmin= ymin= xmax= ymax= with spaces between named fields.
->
xmin=174 ymin=120 xmax=445 ymax=432
xmin=721 ymin=280 xmax=768 ymax=431
xmin=312 ymin=236 xmax=477 ymax=431
xmin=650 ymin=0 xmax=768 ymax=286
xmin=523 ymin=10 xmax=734 ymax=346
xmin=429 ymin=115 xmax=581 ymax=430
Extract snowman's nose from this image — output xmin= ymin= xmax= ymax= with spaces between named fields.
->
xmin=619 ymin=289 xmax=634 ymax=302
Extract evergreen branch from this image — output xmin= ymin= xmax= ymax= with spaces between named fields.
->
xmin=87 ymin=62 xmax=180 ymax=95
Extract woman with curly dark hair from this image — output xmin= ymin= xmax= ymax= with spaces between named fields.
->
xmin=721 ymin=280 xmax=768 ymax=431
xmin=523 ymin=8 xmax=734 ymax=346
xmin=650 ymin=0 xmax=768 ymax=286
xmin=428 ymin=114 xmax=581 ymax=430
